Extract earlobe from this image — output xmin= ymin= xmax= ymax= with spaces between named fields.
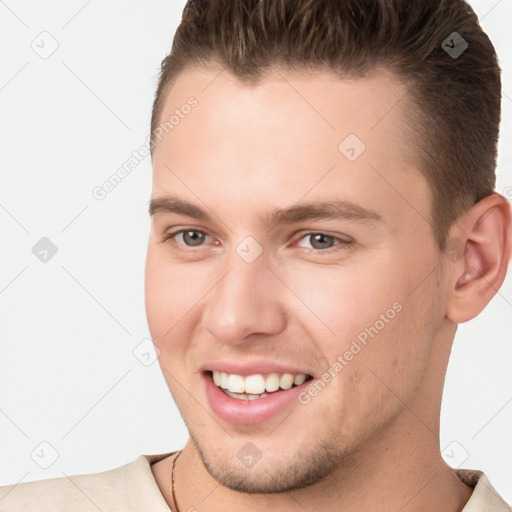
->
xmin=446 ymin=194 xmax=511 ymax=323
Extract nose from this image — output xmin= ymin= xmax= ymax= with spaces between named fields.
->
xmin=201 ymin=253 xmax=287 ymax=345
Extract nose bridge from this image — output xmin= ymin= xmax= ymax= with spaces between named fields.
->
xmin=202 ymin=246 xmax=286 ymax=343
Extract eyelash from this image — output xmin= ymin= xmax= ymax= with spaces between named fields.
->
xmin=161 ymin=229 xmax=352 ymax=255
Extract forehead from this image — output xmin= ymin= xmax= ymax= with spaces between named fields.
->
xmin=151 ymin=66 xmax=430 ymax=232
xmin=154 ymin=65 xmax=414 ymax=153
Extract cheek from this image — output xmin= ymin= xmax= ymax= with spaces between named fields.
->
xmin=145 ymin=245 xmax=205 ymax=342
xmin=144 ymin=248 xmax=172 ymax=338
xmin=144 ymin=249 xmax=196 ymax=396
xmin=145 ymin=246 xmax=227 ymax=389
xmin=287 ymin=257 xmax=434 ymax=399
xmin=285 ymin=259 xmax=407 ymax=351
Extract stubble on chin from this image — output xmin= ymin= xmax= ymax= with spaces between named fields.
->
xmin=187 ymin=430 xmax=360 ymax=494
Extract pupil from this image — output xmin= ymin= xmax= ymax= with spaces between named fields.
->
xmin=184 ymin=230 xmax=204 ymax=246
xmin=311 ymin=234 xmax=333 ymax=249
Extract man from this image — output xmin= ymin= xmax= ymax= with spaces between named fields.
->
xmin=0 ymin=0 xmax=510 ymax=510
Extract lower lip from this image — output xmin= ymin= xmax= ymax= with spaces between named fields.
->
xmin=204 ymin=373 xmax=311 ymax=425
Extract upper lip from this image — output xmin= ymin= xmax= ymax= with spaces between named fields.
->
xmin=201 ymin=360 xmax=313 ymax=377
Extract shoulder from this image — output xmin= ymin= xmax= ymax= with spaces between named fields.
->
xmin=456 ymin=469 xmax=512 ymax=512
xmin=0 ymin=452 xmax=174 ymax=512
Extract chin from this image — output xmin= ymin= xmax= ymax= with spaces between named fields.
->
xmin=189 ymin=430 xmax=344 ymax=494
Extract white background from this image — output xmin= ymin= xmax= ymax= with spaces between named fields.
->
xmin=1 ymin=0 xmax=511 ymax=503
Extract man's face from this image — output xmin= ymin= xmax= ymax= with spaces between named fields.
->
xmin=145 ymin=66 xmax=450 ymax=492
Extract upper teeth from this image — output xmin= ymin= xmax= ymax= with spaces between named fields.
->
xmin=212 ymin=371 xmax=308 ymax=394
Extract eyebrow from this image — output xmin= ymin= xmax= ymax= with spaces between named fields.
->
xmin=148 ymin=194 xmax=383 ymax=225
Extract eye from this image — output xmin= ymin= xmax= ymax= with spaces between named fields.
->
xmin=295 ymin=232 xmax=351 ymax=253
xmin=162 ymin=229 xmax=352 ymax=255
xmin=163 ymin=229 xmax=211 ymax=247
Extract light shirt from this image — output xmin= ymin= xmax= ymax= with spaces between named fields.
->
xmin=0 ymin=451 xmax=510 ymax=511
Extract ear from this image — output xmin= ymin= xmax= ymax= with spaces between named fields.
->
xmin=445 ymin=193 xmax=512 ymax=324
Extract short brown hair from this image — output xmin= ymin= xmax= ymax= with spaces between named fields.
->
xmin=150 ymin=0 xmax=501 ymax=251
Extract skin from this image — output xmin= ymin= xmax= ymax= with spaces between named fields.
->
xmin=145 ymin=65 xmax=511 ymax=512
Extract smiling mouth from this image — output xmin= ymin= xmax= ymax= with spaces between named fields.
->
xmin=207 ymin=370 xmax=314 ymax=400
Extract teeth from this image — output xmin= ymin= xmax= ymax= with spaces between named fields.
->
xmin=225 ymin=390 xmax=269 ymax=400
xmin=294 ymin=374 xmax=306 ymax=386
xmin=212 ymin=370 xmax=309 ymax=394
xmin=227 ymin=374 xmax=245 ymax=393
xmin=265 ymin=373 xmax=280 ymax=392
xmin=279 ymin=373 xmax=294 ymax=390
xmin=244 ymin=374 xmax=266 ymax=394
